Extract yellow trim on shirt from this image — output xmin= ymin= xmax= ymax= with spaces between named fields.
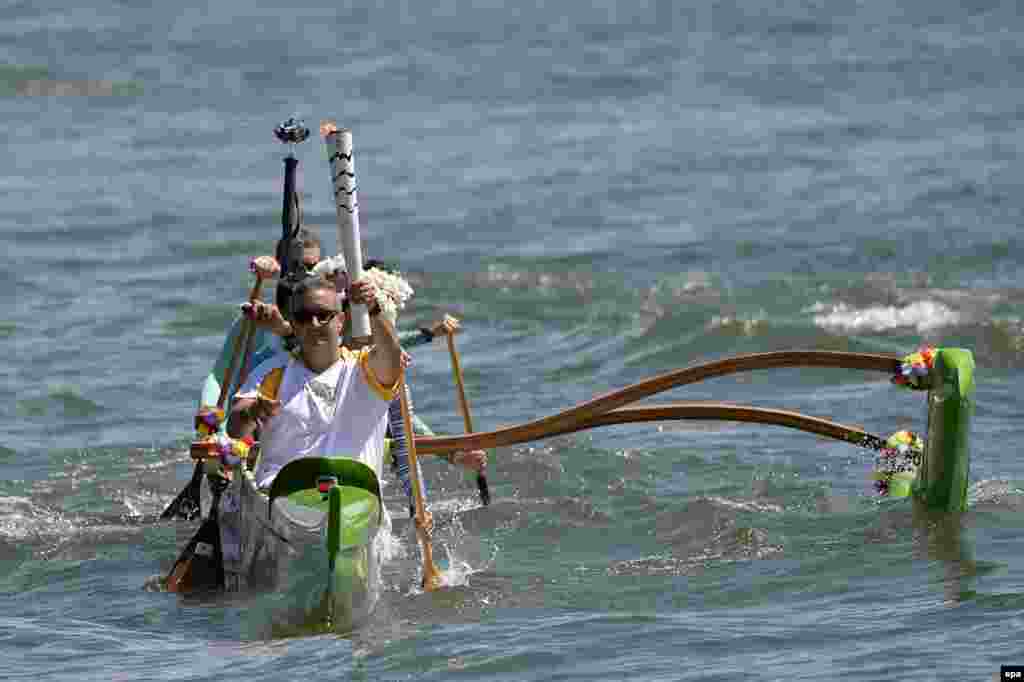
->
xmin=356 ymin=347 xmax=399 ymax=401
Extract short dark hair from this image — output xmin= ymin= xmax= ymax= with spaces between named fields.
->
xmin=289 ymin=274 xmax=337 ymax=320
xmin=298 ymin=227 xmax=321 ymax=249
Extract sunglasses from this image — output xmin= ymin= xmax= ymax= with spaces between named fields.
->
xmin=292 ymin=307 xmax=339 ymax=325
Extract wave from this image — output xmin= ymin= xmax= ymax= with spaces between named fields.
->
xmin=16 ymin=387 xmax=105 ymax=418
xmin=805 ymin=300 xmax=961 ymax=333
xmin=802 ymin=278 xmax=1024 ymax=367
xmin=0 ymin=496 xmax=75 ymax=544
xmin=161 ymin=302 xmax=238 ymax=337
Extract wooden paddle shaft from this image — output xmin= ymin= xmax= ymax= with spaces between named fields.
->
xmin=215 ymin=278 xmax=264 ymax=409
xmin=398 ymin=374 xmax=442 ymax=589
xmin=399 ymin=377 xmax=428 ymax=519
xmin=446 ymin=331 xmax=491 ymax=505
xmin=446 ymin=332 xmax=474 ymax=433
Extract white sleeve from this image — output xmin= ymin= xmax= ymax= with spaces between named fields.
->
xmin=232 ymin=353 xmax=288 ymax=402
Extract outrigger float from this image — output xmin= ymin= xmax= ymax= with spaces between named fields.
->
xmin=161 ymin=121 xmax=975 ymax=633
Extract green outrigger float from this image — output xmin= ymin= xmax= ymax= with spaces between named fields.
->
xmin=915 ymin=347 xmax=975 ymax=512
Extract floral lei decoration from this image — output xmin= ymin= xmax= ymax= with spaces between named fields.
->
xmin=362 ymin=266 xmax=414 ymax=323
xmin=871 ymin=429 xmax=923 ymax=497
xmin=310 ymin=254 xmax=347 ymax=278
xmin=891 ymin=346 xmax=936 ymax=390
xmin=192 ymin=406 xmax=255 ymax=466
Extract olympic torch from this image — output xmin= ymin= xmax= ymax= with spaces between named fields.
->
xmin=322 ymin=121 xmax=371 ymax=344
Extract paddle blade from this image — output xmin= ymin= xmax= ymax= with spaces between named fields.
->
xmin=160 ymin=463 xmax=204 ymax=521
xmin=416 ymin=526 xmax=444 ymax=592
xmin=165 ymin=515 xmax=224 ymax=593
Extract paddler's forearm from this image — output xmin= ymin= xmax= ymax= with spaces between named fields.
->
xmin=368 ymin=312 xmax=403 ymax=387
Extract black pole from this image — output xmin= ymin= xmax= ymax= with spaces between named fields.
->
xmin=273 ymin=117 xmax=310 ymax=292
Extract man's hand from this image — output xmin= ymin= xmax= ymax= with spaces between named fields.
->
xmin=241 ymin=301 xmax=292 ymax=336
xmin=451 ymin=449 xmax=487 ymax=472
xmin=250 ymin=393 xmax=282 ymax=422
xmin=228 ymin=393 xmax=281 ymax=439
xmin=429 ymin=314 xmax=461 ymax=338
xmin=355 ymin=275 xmax=403 ymax=386
xmin=348 ymin=279 xmax=379 ymax=308
xmin=250 ymin=256 xmax=281 ymax=280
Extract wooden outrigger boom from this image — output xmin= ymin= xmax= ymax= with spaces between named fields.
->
xmin=416 ymin=348 xmax=975 ymax=512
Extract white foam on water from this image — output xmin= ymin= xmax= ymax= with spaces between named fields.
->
xmin=435 ymin=543 xmax=478 ymax=588
xmin=805 ymin=299 xmax=962 ymax=333
xmin=0 ymin=495 xmax=75 ymax=542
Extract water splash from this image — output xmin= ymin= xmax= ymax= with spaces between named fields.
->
xmin=435 ymin=543 xmax=478 ymax=588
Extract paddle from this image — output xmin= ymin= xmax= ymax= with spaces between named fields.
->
xmin=165 ymin=475 xmax=229 ymax=592
xmin=411 ymin=350 xmax=901 ymax=455
xmin=164 ymin=119 xmax=310 ymax=591
xmin=399 ymin=374 xmax=444 ymax=591
xmin=160 ymin=277 xmax=264 ymax=522
xmin=445 ymin=330 xmax=490 ymax=505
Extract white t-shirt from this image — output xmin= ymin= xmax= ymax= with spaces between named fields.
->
xmin=235 ymin=348 xmax=398 ymax=489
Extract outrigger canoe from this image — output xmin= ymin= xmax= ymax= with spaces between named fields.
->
xmin=168 ymin=345 xmax=975 ymax=634
xmin=221 ymin=449 xmax=388 ymax=632
xmin=165 ymin=121 xmax=978 ymax=631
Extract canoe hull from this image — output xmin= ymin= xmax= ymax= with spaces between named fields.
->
xmin=221 ymin=456 xmax=384 ymax=633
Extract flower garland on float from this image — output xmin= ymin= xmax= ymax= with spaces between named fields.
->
xmin=871 ymin=429 xmax=924 ymax=497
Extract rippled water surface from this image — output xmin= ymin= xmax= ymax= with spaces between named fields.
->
xmin=2 ymin=1 xmax=1023 ymax=680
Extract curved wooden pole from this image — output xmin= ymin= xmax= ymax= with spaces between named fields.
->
xmin=446 ymin=331 xmax=490 ymax=505
xmin=550 ymin=402 xmax=888 ymax=451
xmin=417 ymin=402 xmax=889 ymax=454
xmin=415 ymin=351 xmax=899 ymax=454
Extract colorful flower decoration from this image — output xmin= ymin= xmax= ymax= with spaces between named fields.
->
xmin=192 ymin=406 xmax=253 ymax=467
xmin=192 ymin=433 xmax=255 ymax=466
xmin=891 ymin=346 xmax=936 ymax=390
xmin=871 ymin=429 xmax=924 ymax=497
xmin=195 ymin=407 xmax=225 ymax=437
